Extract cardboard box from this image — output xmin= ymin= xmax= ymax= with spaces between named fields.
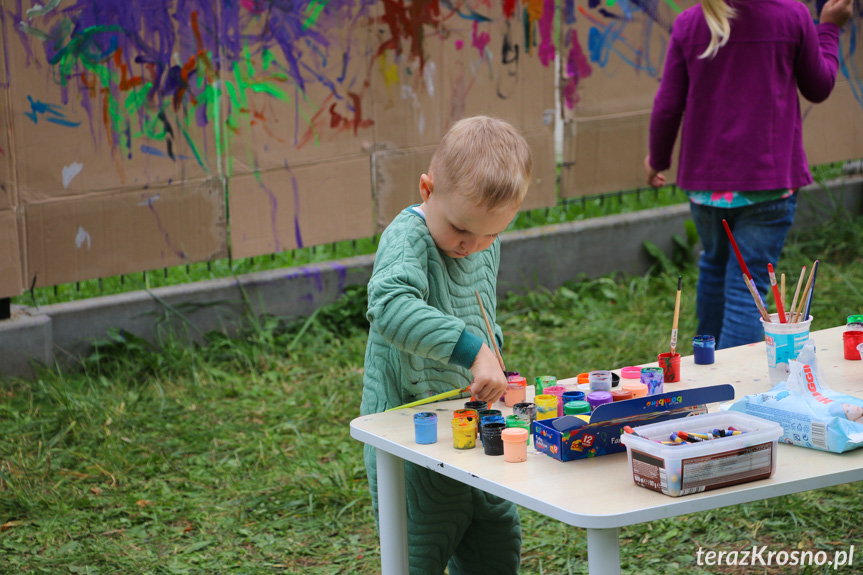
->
xmin=532 ymin=384 xmax=734 ymax=461
xmin=620 ymin=411 xmax=782 ymax=497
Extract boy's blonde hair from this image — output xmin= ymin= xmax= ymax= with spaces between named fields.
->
xmin=429 ymin=116 xmax=532 ymax=211
xmin=700 ymin=0 xmax=736 ymax=59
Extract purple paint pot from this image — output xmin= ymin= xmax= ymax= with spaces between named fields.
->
xmin=586 ymin=391 xmax=613 ymax=411
xmin=413 ymin=412 xmax=438 ymax=445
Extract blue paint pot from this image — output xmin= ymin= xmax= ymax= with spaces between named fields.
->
xmin=480 ymin=414 xmax=505 ymax=444
xmin=414 ymin=412 xmax=438 ymax=445
xmin=693 ymin=335 xmax=716 ymax=365
xmin=562 ymin=390 xmax=585 ymax=405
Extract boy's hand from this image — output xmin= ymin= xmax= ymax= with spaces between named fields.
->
xmin=469 ymin=344 xmax=507 ymax=404
xmin=644 ymin=155 xmax=666 ymax=188
xmin=820 ymin=0 xmax=852 ymax=27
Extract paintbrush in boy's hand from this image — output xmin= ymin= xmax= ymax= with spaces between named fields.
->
xmin=475 ymin=291 xmax=505 ymax=371
xmin=386 ymin=386 xmax=471 ymax=411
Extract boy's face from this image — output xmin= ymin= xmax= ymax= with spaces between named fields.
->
xmin=419 ymin=174 xmax=519 ymax=259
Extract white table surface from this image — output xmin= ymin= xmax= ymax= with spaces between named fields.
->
xmin=350 ymin=325 xmax=863 ymax=573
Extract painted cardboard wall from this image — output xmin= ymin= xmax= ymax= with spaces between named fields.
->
xmin=0 ymin=0 xmax=861 ymax=299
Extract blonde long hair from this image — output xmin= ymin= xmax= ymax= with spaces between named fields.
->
xmin=700 ymin=0 xmax=736 ymax=59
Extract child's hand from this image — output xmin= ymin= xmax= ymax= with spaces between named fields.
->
xmin=820 ymin=0 xmax=852 ymax=27
xmin=644 ymin=155 xmax=666 ymax=188
xmin=469 ymin=344 xmax=507 ymax=404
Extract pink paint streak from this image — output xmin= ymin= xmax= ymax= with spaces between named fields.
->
xmin=563 ymin=29 xmax=593 ymax=109
xmin=471 ymin=21 xmax=490 ymax=57
xmin=538 ymin=0 xmax=556 ymax=67
xmin=455 ymin=39 xmax=464 ymax=50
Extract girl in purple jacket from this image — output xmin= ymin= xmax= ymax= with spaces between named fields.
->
xmin=645 ymin=0 xmax=852 ymax=349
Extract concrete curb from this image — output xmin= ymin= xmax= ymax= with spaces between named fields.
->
xmin=1 ymin=177 xmax=861 ymax=380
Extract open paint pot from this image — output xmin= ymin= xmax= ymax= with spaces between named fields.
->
xmin=451 ymin=417 xmax=476 ymax=450
xmin=482 ymin=422 xmax=506 ymax=456
xmin=414 ymin=412 xmax=438 ymax=444
xmin=657 ymin=352 xmax=681 ymax=383
xmin=621 ymin=366 xmax=641 ymax=379
xmin=505 ymin=374 xmax=527 ymax=406
xmin=692 ymin=335 xmax=716 ymax=365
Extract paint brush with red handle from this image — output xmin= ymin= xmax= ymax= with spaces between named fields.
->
xmin=723 ymin=219 xmax=770 ymax=321
xmin=767 ymin=263 xmax=786 ymax=323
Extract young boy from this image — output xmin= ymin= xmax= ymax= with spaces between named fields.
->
xmin=361 ymin=116 xmax=532 ymax=574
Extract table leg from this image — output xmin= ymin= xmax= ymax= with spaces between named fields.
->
xmin=586 ymin=527 xmax=621 ymax=575
xmin=377 ymin=449 xmax=410 ymax=575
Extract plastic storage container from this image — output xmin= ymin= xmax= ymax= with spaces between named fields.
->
xmin=620 ymin=412 xmax=782 ymax=497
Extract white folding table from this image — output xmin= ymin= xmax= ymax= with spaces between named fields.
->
xmin=350 ymin=325 xmax=863 ymax=574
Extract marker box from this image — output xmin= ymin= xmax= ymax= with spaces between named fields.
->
xmin=620 ymin=411 xmax=782 ymax=497
xmin=533 ymin=385 xmax=735 ymax=462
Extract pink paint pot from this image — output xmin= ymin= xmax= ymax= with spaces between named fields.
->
xmin=502 ymin=428 xmax=529 ymax=462
xmin=621 ymin=381 xmax=648 ymax=399
xmin=543 ymin=385 xmax=566 ymax=416
xmin=505 ymin=374 xmax=527 ymax=407
xmin=621 ymin=366 xmax=641 ymax=379
xmin=657 ymin=352 xmax=681 ymax=383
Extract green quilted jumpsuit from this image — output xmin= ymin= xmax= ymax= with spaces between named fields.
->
xmin=361 ymin=207 xmax=521 ymax=574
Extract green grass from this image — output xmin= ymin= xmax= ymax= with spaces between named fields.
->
xmin=2 ymin=187 xmax=863 ymax=574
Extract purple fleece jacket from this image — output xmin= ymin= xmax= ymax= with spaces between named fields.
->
xmin=649 ymin=0 xmax=841 ymax=191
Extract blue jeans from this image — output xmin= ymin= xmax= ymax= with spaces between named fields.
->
xmin=689 ymin=194 xmax=797 ymax=350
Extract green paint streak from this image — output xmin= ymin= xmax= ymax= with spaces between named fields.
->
xmin=180 ymin=123 xmax=207 ymax=171
xmin=303 ymin=0 xmax=332 ymax=30
xmin=250 ymin=83 xmax=287 ymax=99
xmin=262 ymin=49 xmax=277 ymax=71
xmin=661 ymin=0 xmax=683 ymax=14
xmin=125 ymin=82 xmax=154 ymax=113
xmin=606 ymin=0 xmax=617 ymax=6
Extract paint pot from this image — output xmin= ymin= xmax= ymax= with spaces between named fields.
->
xmin=534 ymin=394 xmax=559 ymax=420
xmin=502 ymin=428 xmax=529 ymax=462
xmin=562 ymin=390 xmax=585 ymax=406
xmin=464 ymin=400 xmax=488 ymax=412
xmin=622 ymin=381 xmax=648 ymax=399
xmin=512 ymin=402 xmax=537 ymax=427
xmin=561 ymin=379 xmax=582 ymax=393
xmin=621 ymin=366 xmax=641 ymax=379
xmin=451 ymin=417 xmax=476 ymax=450
xmin=610 ymin=389 xmax=633 ymax=402
xmin=577 ymin=372 xmax=590 ymax=385
xmin=692 ymin=335 xmax=716 ymax=365
xmin=482 ymin=422 xmax=506 ymax=456
xmin=534 ymin=375 xmax=556 ymax=395
xmin=586 ymin=391 xmax=613 ymax=411
xmin=505 ymin=414 xmax=531 ymax=445
xmin=414 ymin=412 xmax=438 ymax=445
xmin=657 ymin=352 xmax=681 ymax=384
xmin=543 ymin=385 xmax=567 ymax=417
xmin=847 ymin=314 xmax=863 ymax=325
xmin=505 ymin=374 xmax=527 ymax=407
xmin=564 ymin=400 xmax=591 ymax=415
xmin=453 ymin=409 xmax=479 ymax=437
xmin=640 ymin=367 xmax=664 ymax=395
xmin=761 ymin=313 xmax=813 ymax=383
xmin=589 ymin=370 xmax=612 ymax=392
xmin=479 ymin=414 xmax=505 ymax=444
xmin=611 ymin=373 xmax=621 ymax=387
xmin=844 ymin=330 xmax=863 ymax=360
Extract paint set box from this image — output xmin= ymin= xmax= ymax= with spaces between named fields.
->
xmin=620 ymin=411 xmax=782 ymax=497
xmin=532 ymin=385 xmax=735 ymax=462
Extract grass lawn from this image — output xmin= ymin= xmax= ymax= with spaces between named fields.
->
xmin=2 ymin=193 xmax=862 ymax=574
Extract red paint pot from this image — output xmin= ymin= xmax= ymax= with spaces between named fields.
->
xmin=657 ymin=352 xmax=681 ymax=383
xmin=844 ymin=330 xmax=863 ymax=360
xmin=610 ymin=389 xmax=633 ymax=402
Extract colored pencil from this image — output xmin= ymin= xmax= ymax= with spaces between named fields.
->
xmin=743 ymin=274 xmax=771 ymax=322
xmin=475 ymin=291 xmax=505 ymax=371
xmin=670 ymin=276 xmax=682 ymax=354
xmin=386 ymin=386 xmax=471 ymax=411
xmin=793 ymin=262 xmax=817 ymax=323
xmin=767 ymin=263 xmax=786 ymax=323
xmin=788 ymin=266 xmax=807 ymax=323
xmin=803 ymin=260 xmax=819 ymax=322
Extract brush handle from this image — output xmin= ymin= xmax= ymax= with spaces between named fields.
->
xmin=386 ymin=386 xmax=470 ymax=411
xmin=802 ymin=260 xmax=819 ymax=322
xmin=723 ymin=219 xmax=752 ymax=279
xmin=670 ymin=277 xmax=682 ymax=354
xmin=475 ymin=291 xmax=505 ymax=371
xmin=789 ymin=266 xmax=806 ymax=323
xmin=743 ymin=274 xmax=771 ymax=322
xmin=767 ymin=264 xmax=786 ymax=323
xmin=794 ymin=262 xmax=817 ymax=323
